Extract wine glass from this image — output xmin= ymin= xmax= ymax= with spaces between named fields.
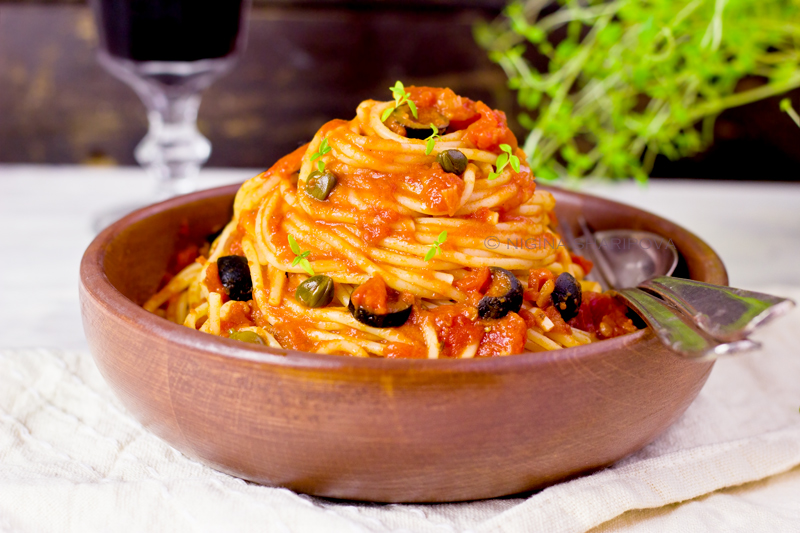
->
xmin=90 ymin=0 xmax=250 ymax=228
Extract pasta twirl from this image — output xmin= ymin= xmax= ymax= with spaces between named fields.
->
xmin=144 ymin=86 xmax=638 ymax=358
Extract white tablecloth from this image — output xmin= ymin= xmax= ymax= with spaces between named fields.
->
xmin=1 ymin=165 xmax=799 ymax=532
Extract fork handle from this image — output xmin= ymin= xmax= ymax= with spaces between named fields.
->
xmin=640 ymin=277 xmax=796 ymax=342
xmin=616 ymin=288 xmax=760 ymax=360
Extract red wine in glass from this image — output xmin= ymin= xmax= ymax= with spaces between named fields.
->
xmin=90 ymin=0 xmax=249 ymax=220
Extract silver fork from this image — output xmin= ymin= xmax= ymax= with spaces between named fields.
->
xmin=557 ymin=215 xmax=761 ymax=360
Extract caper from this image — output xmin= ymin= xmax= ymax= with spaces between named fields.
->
xmin=295 ymin=275 xmax=335 ymax=308
xmin=436 ymin=149 xmax=468 ymax=175
xmin=305 ymin=171 xmax=337 ymax=201
xmin=228 ymin=330 xmax=266 ymax=345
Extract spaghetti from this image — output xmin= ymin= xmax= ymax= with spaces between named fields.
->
xmin=144 ymin=86 xmax=637 ymax=358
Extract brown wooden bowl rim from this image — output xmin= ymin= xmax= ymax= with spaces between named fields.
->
xmin=80 ymin=183 xmax=724 ymax=375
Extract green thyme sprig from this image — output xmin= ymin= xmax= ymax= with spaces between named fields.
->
xmin=288 ymin=235 xmax=314 ymax=276
xmin=310 ymin=138 xmax=331 ymax=172
xmin=476 ymin=0 xmax=800 ymax=181
xmin=780 ymin=98 xmax=800 ymax=128
xmin=424 ymin=125 xmax=441 ymax=155
xmin=381 ymin=81 xmax=418 ymax=122
xmin=424 ymin=231 xmax=448 ymax=262
xmin=488 ymin=144 xmax=521 ymax=180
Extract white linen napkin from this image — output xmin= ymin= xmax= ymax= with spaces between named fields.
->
xmin=1 ymin=286 xmax=799 ymax=533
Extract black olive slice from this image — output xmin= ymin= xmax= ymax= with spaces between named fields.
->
xmin=348 ymin=298 xmax=412 ymax=328
xmin=391 ymin=105 xmax=449 ymax=140
xmin=217 ymin=255 xmax=252 ymax=302
xmin=551 ymin=272 xmax=582 ymax=321
xmin=477 ymin=267 xmax=523 ymax=319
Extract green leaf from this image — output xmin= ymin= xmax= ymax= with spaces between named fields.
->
xmin=509 ymin=155 xmax=521 ymax=173
xmin=407 ymin=100 xmax=418 ymax=120
xmin=381 ymin=107 xmax=393 ymax=122
xmin=488 ymin=171 xmax=500 ymax=181
xmin=299 ymin=258 xmax=315 ymax=277
xmin=311 ymin=137 xmax=331 ymax=162
xmin=780 ymin=98 xmax=792 ymax=112
xmin=288 ymin=235 xmax=302 ymax=256
xmin=319 ymin=138 xmax=331 ymax=155
xmin=436 ymin=231 xmax=447 ymax=245
xmin=317 ymin=160 xmax=325 ymax=172
xmin=424 ymin=124 xmax=439 ymax=155
xmin=495 ymin=153 xmax=509 ymax=171
xmin=391 ymin=81 xmax=404 ymax=100
xmin=424 ymin=245 xmax=438 ymax=262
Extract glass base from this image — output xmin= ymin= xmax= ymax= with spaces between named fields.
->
xmin=97 ymin=51 xmax=236 ymax=200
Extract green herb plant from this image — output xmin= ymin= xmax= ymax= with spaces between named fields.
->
xmin=381 ymin=81 xmax=418 ymax=122
xmin=424 ymin=125 xmax=441 ymax=155
xmin=780 ymin=98 xmax=800 ymax=128
xmin=310 ymin=138 xmax=331 ymax=172
xmin=476 ymin=0 xmax=800 ymax=181
xmin=288 ymin=235 xmax=315 ymax=276
xmin=488 ymin=144 xmax=521 ymax=180
xmin=424 ymin=231 xmax=448 ymax=262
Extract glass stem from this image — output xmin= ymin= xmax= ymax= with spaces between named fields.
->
xmin=134 ymin=89 xmax=211 ymax=198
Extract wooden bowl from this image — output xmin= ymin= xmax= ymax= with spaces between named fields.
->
xmin=80 ymin=184 xmax=727 ymax=503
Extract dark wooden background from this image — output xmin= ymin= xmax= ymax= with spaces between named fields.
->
xmin=2 ymin=0 xmax=800 ymax=179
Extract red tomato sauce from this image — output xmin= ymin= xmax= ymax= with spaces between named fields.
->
xmin=220 ymin=301 xmax=254 ymax=333
xmin=464 ymin=102 xmax=517 ymax=152
xmin=204 ymin=262 xmax=227 ymax=298
xmin=569 ymin=292 xmax=638 ymax=339
xmin=476 ymin=312 xmax=527 ymax=357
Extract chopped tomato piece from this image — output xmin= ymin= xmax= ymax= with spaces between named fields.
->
xmin=415 ymin=163 xmax=465 ymax=216
xmin=351 ymin=275 xmax=389 ymax=315
xmin=543 ymin=305 xmax=572 ymax=335
xmin=519 ymin=306 xmax=571 ymax=335
xmin=477 ymin=312 xmax=527 ymax=357
xmin=220 ymin=301 xmax=254 ymax=332
xmin=571 ymin=254 xmax=594 ymax=275
xmin=524 ymin=268 xmax=555 ymax=302
xmin=407 ymin=86 xmax=478 ymax=123
xmin=429 ymin=304 xmax=484 ymax=358
xmin=455 ymin=267 xmax=492 ymax=294
xmin=464 ymin=102 xmax=517 ymax=152
xmin=568 ymin=292 xmax=638 ymax=339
